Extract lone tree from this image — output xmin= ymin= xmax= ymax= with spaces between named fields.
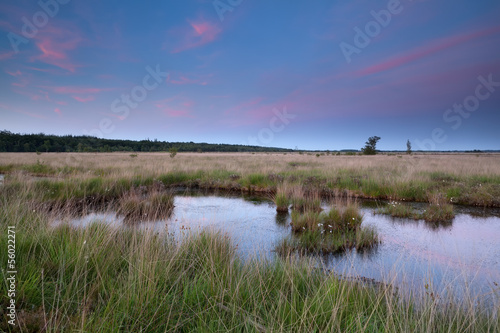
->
xmin=361 ymin=136 xmax=381 ymax=155
xmin=406 ymin=139 xmax=412 ymax=155
xmin=169 ymin=147 xmax=178 ymax=158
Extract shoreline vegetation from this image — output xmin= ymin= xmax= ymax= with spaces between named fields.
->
xmin=377 ymin=193 xmax=456 ymax=222
xmin=0 ymin=152 xmax=499 ymax=208
xmin=274 ymin=188 xmax=380 ymax=254
xmin=1 ymin=208 xmax=498 ymax=332
xmin=1 ymin=152 xmax=499 ymax=331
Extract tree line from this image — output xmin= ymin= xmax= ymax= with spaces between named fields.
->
xmin=0 ymin=131 xmax=294 ymax=153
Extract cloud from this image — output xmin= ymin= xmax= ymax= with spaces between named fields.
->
xmin=39 ymin=86 xmax=111 ymax=104
xmin=12 ymin=88 xmax=51 ymax=102
xmin=43 ymin=86 xmax=111 ymax=94
xmin=169 ymin=72 xmax=211 ymax=85
xmin=223 ymin=97 xmax=264 ymax=116
xmin=54 ymin=108 xmax=62 ymax=115
xmin=154 ymin=96 xmax=195 ymax=118
xmin=355 ymin=25 xmax=500 ymax=77
xmin=14 ymin=109 xmax=46 ymax=119
xmin=0 ymin=51 xmax=15 ymax=61
xmin=169 ymin=19 xmax=222 ymax=53
xmin=31 ymin=24 xmax=83 ymax=72
xmin=72 ymin=95 xmax=95 ymax=103
xmin=6 ymin=70 xmax=22 ymax=77
xmin=165 ymin=109 xmax=193 ymax=118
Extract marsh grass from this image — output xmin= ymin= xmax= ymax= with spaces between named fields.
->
xmin=423 ymin=193 xmax=455 ymax=222
xmin=291 ymin=187 xmax=322 ymax=212
xmin=117 ymin=187 xmax=174 ymax=223
xmin=273 ymin=184 xmax=290 ymax=212
xmin=379 ymin=194 xmax=455 ymax=222
xmin=1 ymin=152 xmax=499 ymax=206
xmin=286 ymin=196 xmax=377 ymax=254
xmin=378 ymin=201 xmax=420 ymax=219
xmin=0 ymin=179 xmax=499 ymax=332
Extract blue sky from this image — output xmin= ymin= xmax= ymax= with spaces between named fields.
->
xmin=1 ymin=0 xmax=499 ymax=150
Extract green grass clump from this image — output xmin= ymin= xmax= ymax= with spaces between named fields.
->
xmin=324 ymin=203 xmax=363 ymax=232
xmin=118 ymin=189 xmax=174 ymax=222
xmin=378 ymin=201 xmax=421 ymax=219
xmin=273 ymin=191 xmax=290 ymax=212
xmin=286 ymin=199 xmax=376 ymax=254
xmin=290 ymin=210 xmax=322 ymax=232
xmin=378 ymin=195 xmax=455 ymax=223
xmin=21 ymin=160 xmax=57 ymax=175
xmin=422 ymin=202 xmax=455 ymax=222
xmin=291 ymin=188 xmax=322 ymax=213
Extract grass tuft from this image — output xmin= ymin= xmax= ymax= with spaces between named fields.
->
xmin=118 ymin=187 xmax=174 ymax=222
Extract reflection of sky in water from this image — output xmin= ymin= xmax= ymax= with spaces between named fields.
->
xmin=54 ymin=194 xmax=500 ymax=299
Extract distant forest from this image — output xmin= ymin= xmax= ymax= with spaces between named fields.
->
xmin=0 ymin=131 xmax=294 ymax=153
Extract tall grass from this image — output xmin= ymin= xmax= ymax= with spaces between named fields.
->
xmin=117 ymin=187 xmax=174 ymax=223
xmin=378 ymin=194 xmax=455 ymax=222
xmin=1 ymin=152 xmax=499 ymax=206
xmin=0 ymin=179 xmax=499 ymax=332
xmin=273 ymin=183 xmax=290 ymax=212
xmin=285 ymin=196 xmax=378 ymax=254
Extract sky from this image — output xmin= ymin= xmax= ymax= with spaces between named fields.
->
xmin=1 ymin=0 xmax=499 ymax=151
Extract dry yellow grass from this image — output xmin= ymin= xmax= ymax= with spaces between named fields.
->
xmin=1 ymin=152 xmax=499 ymax=206
xmin=0 ymin=152 xmax=499 ymax=179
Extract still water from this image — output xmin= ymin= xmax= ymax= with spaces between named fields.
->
xmin=54 ymin=191 xmax=500 ymax=299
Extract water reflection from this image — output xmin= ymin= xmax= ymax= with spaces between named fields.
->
xmin=53 ymin=192 xmax=500 ymax=298
xmin=385 ymin=216 xmax=454 ymax=231
xmin=275 ymin=212 xmax=289 ymax=226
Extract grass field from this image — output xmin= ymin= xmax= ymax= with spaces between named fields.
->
xmin=1 ymin=152 xmax=499 ymax=331
xmin=0 ymin=152 xmax=499 ymax=206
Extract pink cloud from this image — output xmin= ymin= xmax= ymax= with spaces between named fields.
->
xmin=72 ymin=95 xmax=95 ymax=102
xmin=31 ymin=25 xmax=83 ymax=72
xmin=6 ymin=70 xmax=21 ymax=77
xmin=44 ymin=86 xmax=111 ymax=94
xmin=169 ymin=72 xmax=212 ymax=85
xmin=154 ymin=96 xmax=196 ymax=118
xmin=170 ymin=19 xmax=222 ymax=53
xmin=0 ymin=51 xmax=14 ymax=61
xmin=54 ymin=108 xmax=62 ymax=115
xmin=355 ymin=25 xmax=500 ymax=77
xmin=12 ymin=88 xmax=51 ymax=102
xmin=14 ymin=109 xmax=46 ymax=119
xmin=165 ymin=109 xmax=193 ymax=118
xmin=23 ymin=66 xmax=53 ymax=73
xmin=223 ymin=97 xmax=264 ymax=116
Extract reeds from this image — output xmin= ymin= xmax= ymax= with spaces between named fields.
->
xmin=273 ymin=183 xmax=290 ymax=212
xmin=118 ymin=187 xmax=174 ymax=222
xmin=423 ymin=193 xmax=455 ymax=222
xmin=378 ymin=193 xmax=455 ymax=222
xmin=291 ymin=186 xmax=322 ymax=212
xmin=286 ymin=195 xmax=378 ymax=254
xmin=0 ymin=183 xmax=498 ymax=332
